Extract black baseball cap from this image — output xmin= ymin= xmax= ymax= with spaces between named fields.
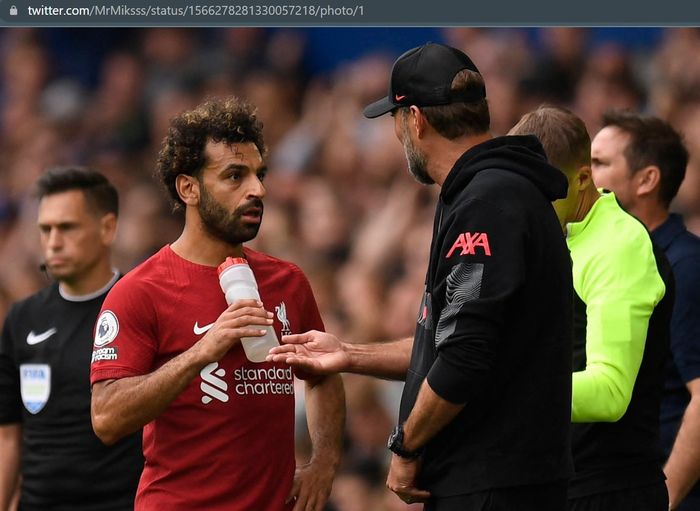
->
xmin=363 ymin=42 xmax=486 ymax=119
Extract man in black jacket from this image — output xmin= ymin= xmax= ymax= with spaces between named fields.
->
xmin=268 ymin=43 xmax=574 ymax=511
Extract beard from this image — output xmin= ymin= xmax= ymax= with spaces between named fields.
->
xmin=198 ymin=185 xmax=263 ymax=246
xmin=401 ymin=116 xmax=434 ymax=185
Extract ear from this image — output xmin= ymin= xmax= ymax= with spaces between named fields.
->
xmin=176 ymin=174 xmax=200 ymax=206
xmin=409 ymin=105 xmax=428 ymax=139
xmin=573 ymin=165 xmax=594 ymax=192
xmin=635 ymin=165 xmax=661 ymax=197
xmin=100 ymin=213 xmax=118 ymax=246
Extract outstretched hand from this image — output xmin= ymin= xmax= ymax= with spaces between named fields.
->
xmin=266 ymin=330 xmax=350 ymax=376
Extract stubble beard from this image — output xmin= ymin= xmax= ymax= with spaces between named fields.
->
xmin=401 ymin=117 xmax=434 ymax=185
xmin=198 ymin=185 xmax=262 ymax=246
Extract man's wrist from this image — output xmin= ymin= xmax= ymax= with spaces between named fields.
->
xmin=309 ymin=455 xmax=341 ymax=474
xmin=387 ymin=424 xmax=423 ymax=459
xmin=343 ymin=342 xmax=361 ymax=373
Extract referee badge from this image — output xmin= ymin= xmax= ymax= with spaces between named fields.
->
xmin=20 ymin=364 xmax=51 ymax=414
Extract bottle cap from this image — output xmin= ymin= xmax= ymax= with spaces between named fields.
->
xmin=217 ymin=257 xmax=248 ymax=276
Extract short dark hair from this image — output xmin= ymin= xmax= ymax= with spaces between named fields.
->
xmin=156 ymin=97 xmax=266 ymax=210
xmin=601 ymin=110 xmax=688 ymax=208
xmin=416 ymin=69 xmax=490 ymax=139
xmin=35 ymin=167 xmax=119 ymax=216
xmin=509 ymin=105 xmax=591 ymax=173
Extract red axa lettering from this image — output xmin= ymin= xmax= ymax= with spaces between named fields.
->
xmin=445 ymin=232 xmax=492 ymax=258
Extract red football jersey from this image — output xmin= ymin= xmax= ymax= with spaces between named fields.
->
xmin=90 ymin=246 xmax=324 ymax=511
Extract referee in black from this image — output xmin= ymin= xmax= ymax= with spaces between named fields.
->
xmin=0 ymin=168 xmax=143 ymax=510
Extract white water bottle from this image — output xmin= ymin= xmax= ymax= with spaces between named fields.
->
xmin=217 ymin=257 xmax=279 ymax=363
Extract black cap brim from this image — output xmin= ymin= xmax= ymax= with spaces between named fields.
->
xmin=363 ymin=96 xmax=397 ymax=119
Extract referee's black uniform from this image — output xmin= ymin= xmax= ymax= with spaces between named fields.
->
xmin=0 ymin=278 xmax=143 ymax=511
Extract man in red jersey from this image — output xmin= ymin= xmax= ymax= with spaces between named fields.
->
xmin=89 ymin=97 xmax=344 ymax=511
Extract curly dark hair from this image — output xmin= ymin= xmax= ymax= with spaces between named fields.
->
xmin=156 ymin=97 xmax=266 ymax=210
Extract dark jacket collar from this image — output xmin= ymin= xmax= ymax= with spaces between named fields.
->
xmin=440 ymin=135 xmax=568 ymax=204
xmin=651 ymin=213 xmax=686 ymax=251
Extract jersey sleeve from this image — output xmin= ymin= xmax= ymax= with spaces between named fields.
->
xmin=0 ymin=306 xmax=22 ymax=424
xmin=669 ymin=253 xmax=700 ymax=384
xmin=90 ymin=278 xmax=159 ymax=385
xmin=571 ymin=235 xmax=666 ymax=422
xmin=427 ymin=198 xmax=526 ymax=404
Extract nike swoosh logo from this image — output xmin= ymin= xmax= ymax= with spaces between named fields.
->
xmin=27 ymin=328 xmax=57 ymax=345
xmin=395 ymin=94 xmax=407 ymax=101
xmin=193 ymin=322 xmax=214 ymax=336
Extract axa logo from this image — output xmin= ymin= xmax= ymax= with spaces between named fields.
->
xmin=200 ymin=363 xmax=229 ymax=404
xmin=446 ymin=232 xmax=491 ymax=258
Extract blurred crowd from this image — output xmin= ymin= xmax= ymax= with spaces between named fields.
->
xmin=1 ymin=27 xmax=700 ymax=511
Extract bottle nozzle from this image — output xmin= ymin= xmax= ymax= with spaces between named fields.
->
xmin=217 ymin=256 xmax=248 ymax=276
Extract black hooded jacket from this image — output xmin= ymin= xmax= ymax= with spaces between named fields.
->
xmin=398 ymin=135 xmax=574 ymax=496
